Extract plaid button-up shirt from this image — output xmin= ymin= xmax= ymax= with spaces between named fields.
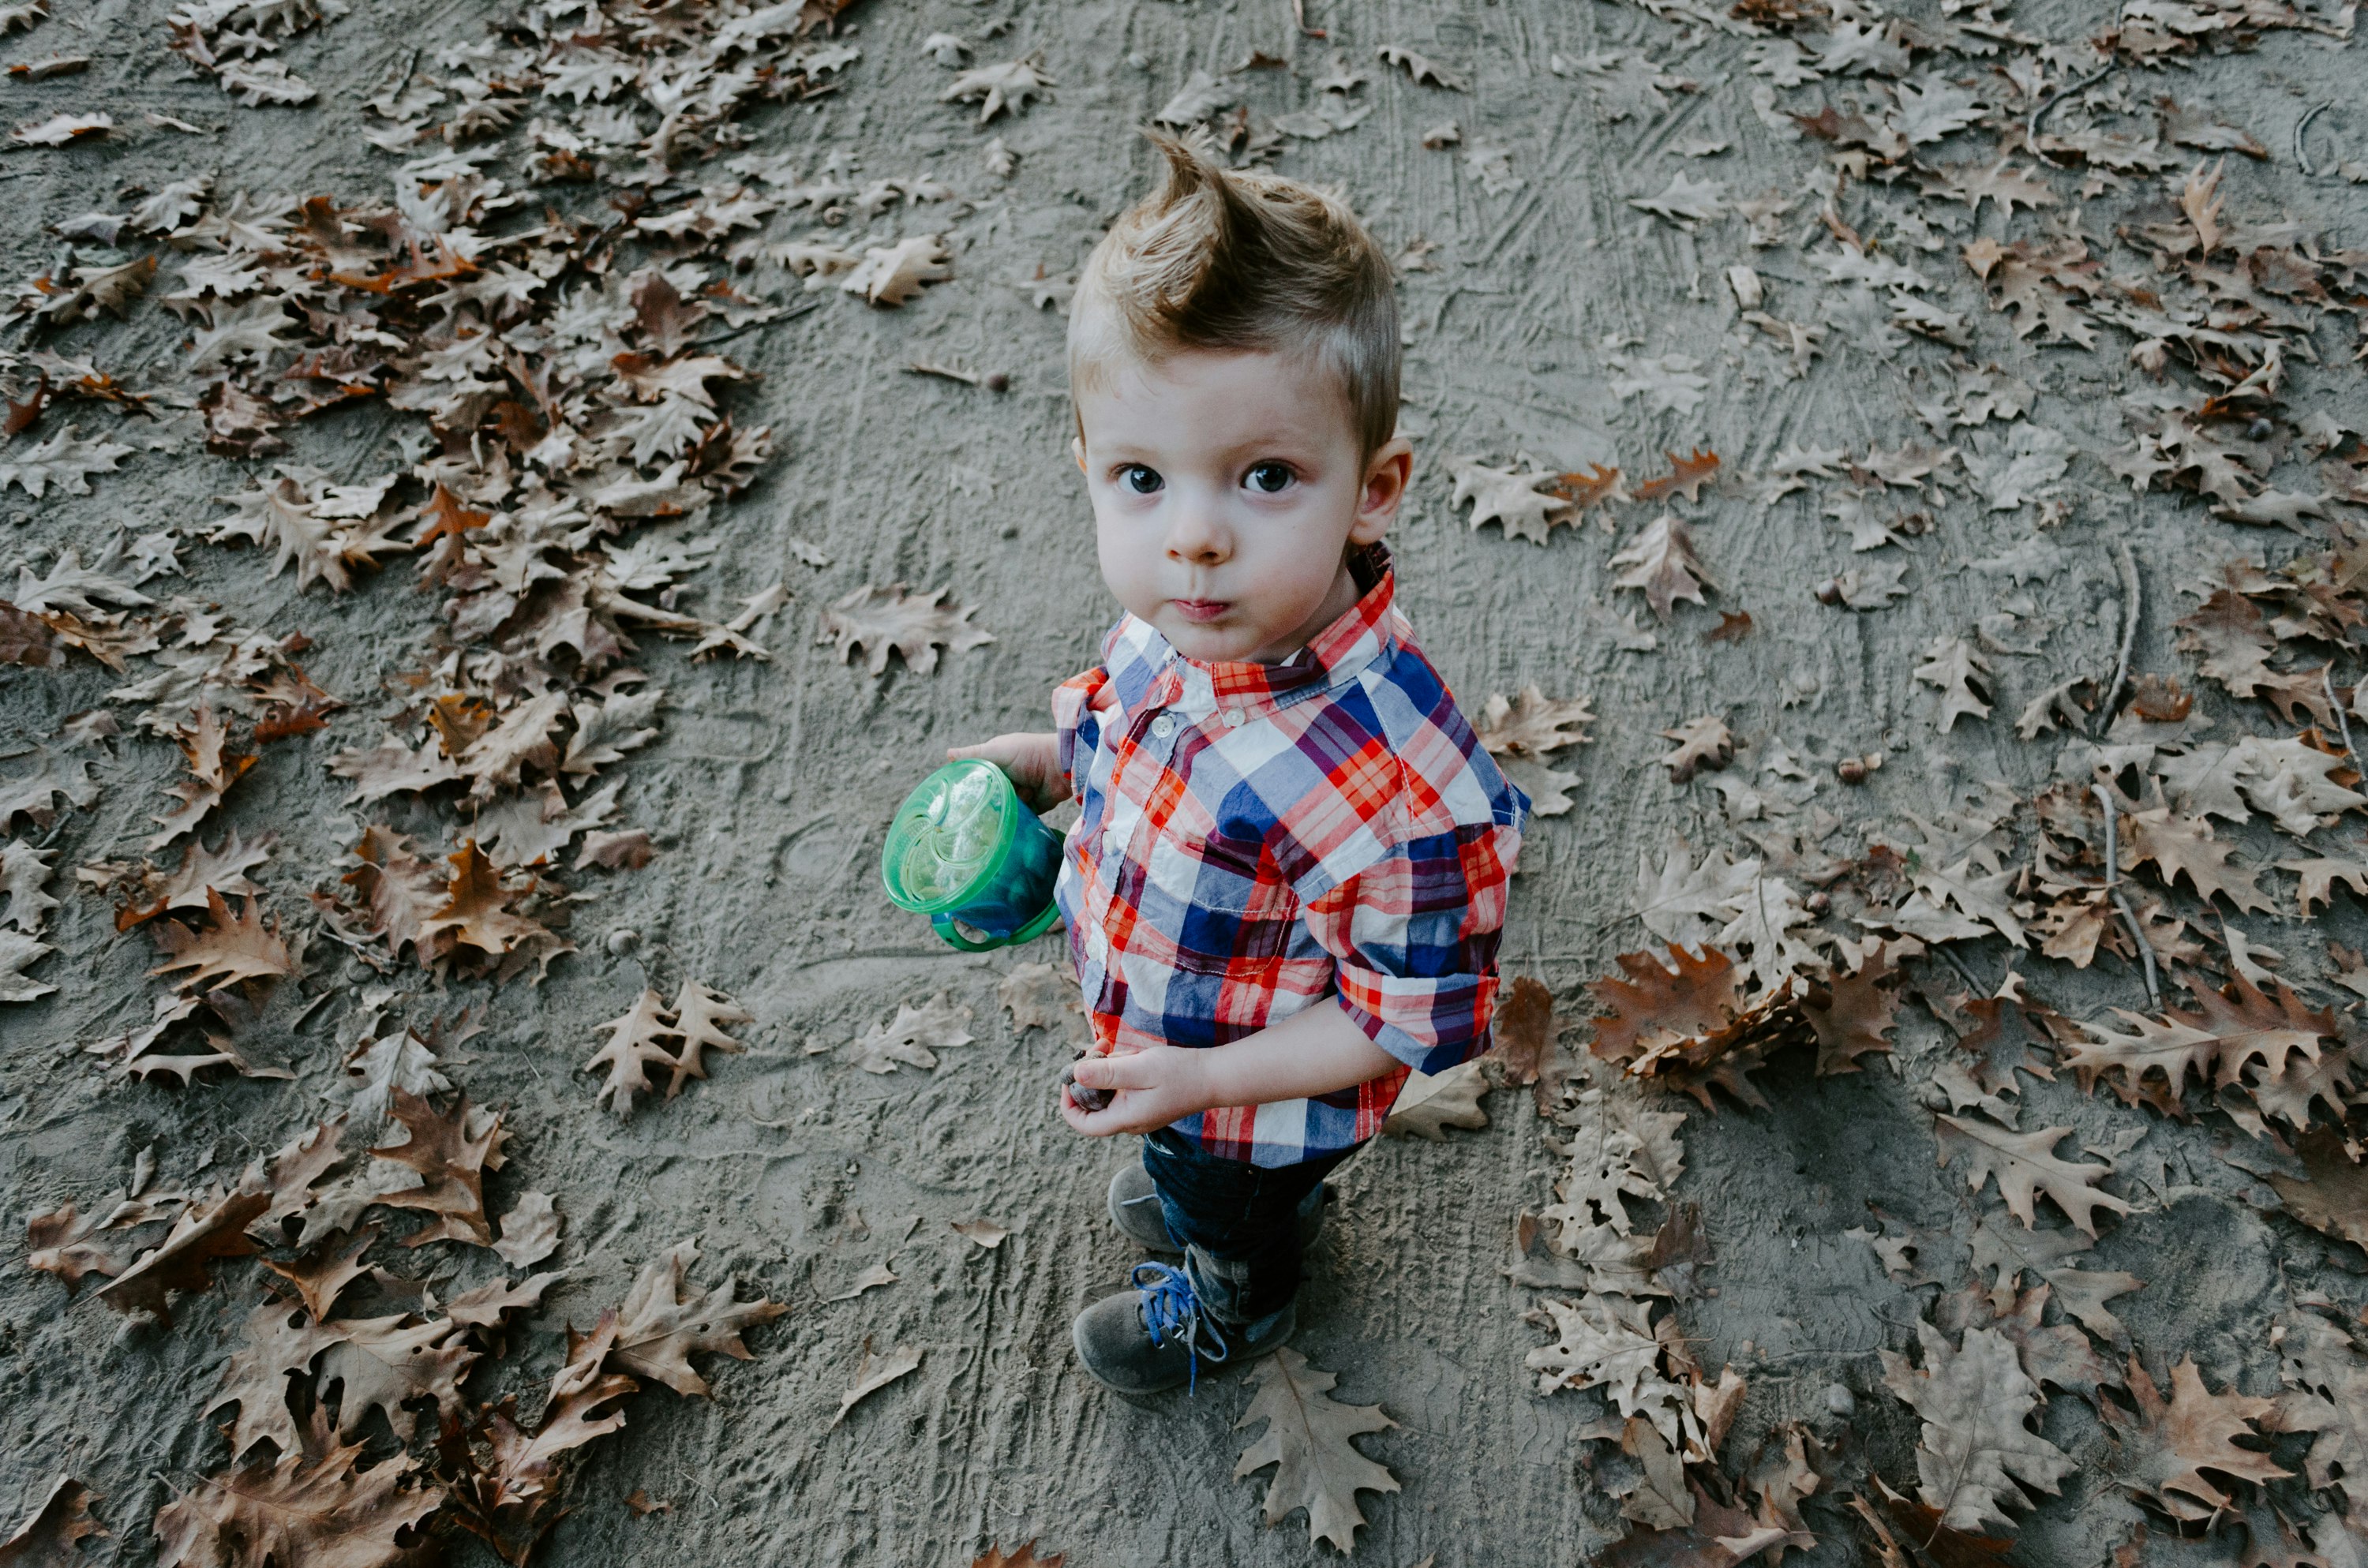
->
xmin=1050 ymin=542 xmax=1530 ymax=1167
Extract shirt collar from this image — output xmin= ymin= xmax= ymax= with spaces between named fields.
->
xmin=1133 ymin=541 xmax=1402 ymax=721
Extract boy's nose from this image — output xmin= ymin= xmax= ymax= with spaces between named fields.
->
xmin=1163 ymin=508 xmax=1231 ymax=563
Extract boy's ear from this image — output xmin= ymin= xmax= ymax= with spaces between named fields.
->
xmin=1072 ymin=436 xmax=1087 ymax=475
xmin=1350 ymin=435 xmax=1414 ymax=544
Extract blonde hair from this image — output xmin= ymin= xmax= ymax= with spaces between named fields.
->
xmin=1069 ymin=131 xmax=1400 ymax=457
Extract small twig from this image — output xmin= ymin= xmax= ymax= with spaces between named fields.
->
xmin=2028 ymin=62 xmax=2119 ymax=168
xmin=2325 ymin=666 xmax=2361 ymax=776
xmin=2093 ymin=538 xmax=2141 ymax=737
xmin=2295 ymin=101 xmax=2332 ymax=178
xmin=2093 ymin=782 xmax=2161 ymax=1009
xmin=1291 ymin=0 xmax=1327 ymax=37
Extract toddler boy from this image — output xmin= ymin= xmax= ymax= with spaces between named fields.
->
xmin=948 ymin=133 xmax=1528 ymax=1396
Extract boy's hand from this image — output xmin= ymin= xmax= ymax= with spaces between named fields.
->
xmin=1057 ymin=1046 xmax=1213 ymax=1136
xmin=946 ymin=731 xmax=1066 ymax=814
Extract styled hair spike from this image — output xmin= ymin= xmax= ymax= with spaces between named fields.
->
xmin=1069 ymin=129 xmax=1400 ymax=457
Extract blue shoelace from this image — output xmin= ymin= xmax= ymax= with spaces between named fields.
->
xmin=1131 ymin=1261 xmax=1230 ymax=1394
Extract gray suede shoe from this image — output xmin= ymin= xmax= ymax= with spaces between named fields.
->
xmin=1105 ymin=1162 xmax=1334 ymax=1255
xmin=1107 ymin=1162 xmax=1182 ymax=1252
xmin=1070 ymin=1260 xmax=1295 ymax=1397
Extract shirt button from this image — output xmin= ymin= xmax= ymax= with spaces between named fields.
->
xmin=1222 ymin=709 xmax=1245 ymax=728
xmin=1150 ymin=714 xmax=1176 ymax=739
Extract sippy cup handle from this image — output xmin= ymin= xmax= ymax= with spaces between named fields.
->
xmin=931 ymin=902 xmax=1062 ymax=952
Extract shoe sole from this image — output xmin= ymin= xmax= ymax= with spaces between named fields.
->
xmin=1070 ymin=1302 xmax=1298 ymax=1398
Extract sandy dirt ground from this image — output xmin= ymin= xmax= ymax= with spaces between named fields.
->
xmin=2 ymin=0 xmax=2365 ymax=1563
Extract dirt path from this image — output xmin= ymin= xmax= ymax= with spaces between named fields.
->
xmin=2 ymin=0 xmax=2364 ymax=1563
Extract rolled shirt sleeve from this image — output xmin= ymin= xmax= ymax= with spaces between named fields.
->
xmin=1298 ymin=820 xmax=1519 ymax=1075
xmin=1050 ymin=664 xmax=1110 ymax=806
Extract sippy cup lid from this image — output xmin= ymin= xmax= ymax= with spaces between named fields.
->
xmin=879 ymin=759 xmax=1020 ymax=914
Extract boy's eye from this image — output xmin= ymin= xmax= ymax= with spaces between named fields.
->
xmin=1246 ymin=462 xmax=1294 ymax=494
xmin=1119 ymin=464 xmax=1163 ymax=495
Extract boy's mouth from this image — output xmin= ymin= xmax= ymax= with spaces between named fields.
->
xmin=1171 ymin=599 xmax=1231 ymax=623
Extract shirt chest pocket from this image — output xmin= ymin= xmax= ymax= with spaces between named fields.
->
xmin=1173 ymin=829 xmax=1295 ymax=918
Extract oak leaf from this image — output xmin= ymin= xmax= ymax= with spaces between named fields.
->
xmin=1656 ymin=715 xmax=1732 ymax=783
xmin=258 ymin=1226 xmax=378 ymax=1322
xmin=204 ymin=1298 xmax=347 ymax=1461
xmin=942 ymin=56 xmax=1052 ymax=122
xmin=155 ymin=1409 xmax=443 ymax=1568
xmin=1965 ymin=1214 xmax=2141 ymax=1344
xmin=821 ymin=583 xmax=991 ymax=675
xmin=1231 ymin=1346 xmax=1399 ymax=1553
xmin=2265 ymin=1128 xmax=2368 ymax=1250
xmin=2063 ymin=972 xmax=2335 ymax=1117
xmin=850 ymin=991 xmax=976 ymax=1072
xmin=665 ymin=979 xmax=750 ymax=1095
xmin=2120 ymin=803 xmax=2274 ymax=913
xmin=1633 ymin=841 xmax=1761 ymax=949
xmin=1381 ymin=1058 xmax=1489 ymax=1140
xmin=1631 ymin=449 xmax=1719 ymax=503
xmin=1913 ymin=636 xmax=1993 ymax=732
xmin=149 ymin=889 xmax=296 ymax=994
xmin=24 ymin=1200 xmax=129 ymax=1291
xmin=317 ymin=1313 xmax=476 ymax=1443
xmin=583 ymin=989 xmax=677 ymax=1119
xmin=1474 ymin=685 xmax=1594 ymax=814
xmin=1377 ymin=42 xmax=1466 ymax=89
xmin=148 ymin=703 xmax=257 ymax=851
xmin=843 ymin=234 xmax=953 ymax=307
xmin=2271 ymin=1310 xmax=2368 ymax=1520
xmin=997 ymin=960 xmax=1074 ymax=1033
xmin=98 ymin=1181 xmax=271 ymax=1325
xmin=434 ymin=1313 xmax=634 ymax=1566
xmin=1879 ymin=1319 xmax=2075 ymax=1532
xmin=609 ymin=1240 xmax=786 ymax=1398
xmin=1596 ymin=1481 xmax=1801 ymax=1566
xmin=370 ymin=1090 xmax=500 ymax=1248
xmin=492 ymin=1192 xmax=562 ymax=1270
xmin=1538 ymin=1085 xmax=1686 ymax=1239
xmin=1803 ymin=939 xmax=1909 ymax=1075
xmin=1934 ymin=1113 xmax=2133 ymax=1237
xmin=0 ymin=1476 xmax=107 ymax=1564
xmin=1447 ymin=457 xmax=1575 ymax=544
xmin=1612 ymin=515 xmax=1714 ymax=622
xmin=834 ymin=1343 xmax=923 ymax=1424
xmin=416 ymin=842 xmax=559 ymax=966
xmin=2101 ymin=1355 xmax=2287 ymax=1522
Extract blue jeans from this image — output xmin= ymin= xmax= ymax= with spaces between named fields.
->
xmin=1139 ymin=1128 xmax=1358 ymax=1326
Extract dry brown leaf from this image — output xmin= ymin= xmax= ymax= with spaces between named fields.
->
xmin=155 ymin=1407 xmax=442 ymax=1568
xmin=2120 ymin=803 xmax=2275 ymax=914
xmin=493 ymin=1192 xmax=561 ymax=1270
xmin=583 ymin=989 xmax=678 ymax=1119
xmin=97 ymin=1181 xmax=269 ymax=1325
xmin=1449 ymin=457 xmax=1576 ymax=543
xmin=1847 ymin=1479 xmax=2014 ymax=1568
xmin=1933 ymin=1113 xmax=2134 ymax=1237
xmin=1596 ymin=1481 xmax=1802 ymax=1566
xmin=849 ymin=992 xmax=976 ymax=1072
xmin=317 ymin=1313 xmax=476 ymax=1442
xmin=370 ymin=1090 xmax=500 ymax=1248
xmin=1879 ymin=1319 xmax=2075 ymax=1533
xmin=1631 ymin=448 xmax=1720 ymax=503
xmin=148 ymin=703 xmax=257 ymax=851
xmin=1611 ymin=514 xmax=1714 ymax=622
xmin=258 ymin=1226 xmax=377 ymax=1322
xmin=972 ymin=1544 xmax=1062 ymax=1568
xmin=1475 ymin=687 xmax=1594 ymax=814
xmin=1231 ymin=1346 xmax=1399 ymax=1553
xmin=1656 ymin=716 xmax=1733 ymax=784
xmin=203 ymin=1298 xmax=347 ymax=1461
xmin=1803 ymin=939 xmax=1909 ymax=1075
xmin=834 ymin=1343 xmax=924 ymax=1424
xmin=609 ymin=1240 xmax=786 ymax=1398
xmin=2101 ymin=1355 xmax=2287 ymax=1522
xmin=997 ymin=960 xmax=1073 ymax=1033
xmin=434 ymin=1312 xmax=635 ymax=1566
xmin=0 ymin=1475 xmax=107 ymax=1564
xmin=2063 ymin=972 xmax=2337 ymax=1121
xmin=820 ymin=584 xmax=992 ymax=675
xmin=665 ymin=979 xmax=749 ymax=1095
xmin=148 ymin=889 xmax=295 ymax=994
xmin=25 ymin=1200 xmax=133 ymax=1292
xmin=1380 ymin=1058 xmax=1490 ymax=1140
xmin=416 ymin=841 xmax=559 ymax=966
xmin=2265 ymin=1128 xmax=2368 ymax=1250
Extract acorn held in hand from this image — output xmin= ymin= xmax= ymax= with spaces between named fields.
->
xmin=1061 ymin=1061 xmax=1112 ymax=1113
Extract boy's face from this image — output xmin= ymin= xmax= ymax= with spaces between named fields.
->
xmin=1073 ymin=347 xmax=1412 ymax=666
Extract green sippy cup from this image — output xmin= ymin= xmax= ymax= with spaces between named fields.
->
xmin=879 ymin=758 xmax=1065 ymax=951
